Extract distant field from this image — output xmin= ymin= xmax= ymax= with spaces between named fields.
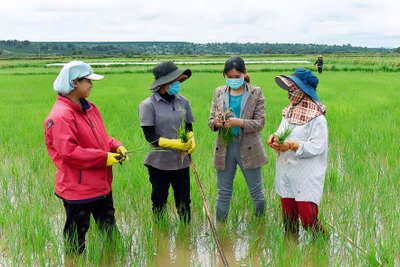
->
xmin=0 ymin=55 xmax=399 ymax=266
xmin=1 ymin=53 xmax=400 ymax=74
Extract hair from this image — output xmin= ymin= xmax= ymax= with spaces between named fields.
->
xmin=223 ymin=56 xmax=250 ymax=83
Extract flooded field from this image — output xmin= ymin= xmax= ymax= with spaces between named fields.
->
xmin=1 ymin=60 xmax=399 ymax=266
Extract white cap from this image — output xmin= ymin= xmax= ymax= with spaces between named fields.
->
xmin=53 ymin=60 xmax=104 ymax=94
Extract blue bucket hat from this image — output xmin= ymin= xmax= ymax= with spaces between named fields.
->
xmin=53 ymin=60 xmax=104 ymax=95
xmin=275 ymin=68 xmax=320 ymax=101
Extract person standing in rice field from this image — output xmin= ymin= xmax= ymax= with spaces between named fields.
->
xmin=44 ymin=60 xmax=128 ymax=255
xmin=314 ymin=55 xmax=324 ymax=74
xmin=139 ymin=61 xmax=196 ymax=224
xmin=208 ymin=56 xmax=268 ymax=222
xmin=267 ymin=68 xmax=328 ymax=239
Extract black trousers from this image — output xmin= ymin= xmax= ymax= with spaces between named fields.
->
xmin=62 ymin=192 xmax=118 ymax=254
xmin=147 ymin=165 xmax=191 ymax=222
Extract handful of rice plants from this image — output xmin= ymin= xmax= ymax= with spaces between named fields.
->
xmin=214 ymin=109 xmax=235 ymax=145
xmin=116 ymin=147 xmax=169 ymax=165
xmin=176 ymin=112 xmax=190 ymax=143
xmin=276 ymin=125 xmax=294 ymax=144
xmin=175 ymin=112 xmax=191 ymax=163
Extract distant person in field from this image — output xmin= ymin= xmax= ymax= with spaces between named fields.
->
xmin=139 ymin=61 xmax=195 ymax=224
xmin=44 ymin=61 xmax=128 ymax=255
xmin=267 ymin=68 xmax=328 ymax=239
xmin=208 ymin=56 xmax=267 ymax=222
xmin=314 ymin=55 xmax=324 ymax=74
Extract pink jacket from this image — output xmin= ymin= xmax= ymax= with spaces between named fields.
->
xmin=44 ymin=96 xmax=121 ymax=202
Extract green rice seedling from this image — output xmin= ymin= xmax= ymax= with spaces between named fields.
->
xmin=220 ymin=127 xmax=235 ymax=145
xmin=116 ymin=148 xmax=169 ymax=164
xmin=214 ymin=109 xmax=235 ymax=145
xmin=174 ymin=112 xmax=191 ymax=163
xmin=176 ymin=112 xmax=190 ymax=143
xmin=276 ymin=124 xmax=294 ymax=144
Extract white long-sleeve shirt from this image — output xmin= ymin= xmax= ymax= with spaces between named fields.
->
xmin=274 ymin=115 xmax=328 ymax=205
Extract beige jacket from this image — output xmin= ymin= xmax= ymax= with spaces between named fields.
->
xmin=208 ymin=83 xmax=268 ymax=170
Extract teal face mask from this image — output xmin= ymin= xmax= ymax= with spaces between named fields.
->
xmin=226 ymin=78 xmax=244 ymax=90
xmin=167 ymin=81 xmax=181 ymax=95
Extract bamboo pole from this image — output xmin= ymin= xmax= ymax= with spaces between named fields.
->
xmin=188 ymin=155 xmax=229 ymax=267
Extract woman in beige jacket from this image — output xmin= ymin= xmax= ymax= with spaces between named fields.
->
xmin=208 ymin=56 xmax=268 ymax=222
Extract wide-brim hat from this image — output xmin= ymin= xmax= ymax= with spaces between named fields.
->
xmin=275 ymin=68 xmax=320 ymax=101
xmin=149 ymin=61 xmax=191 ymax=91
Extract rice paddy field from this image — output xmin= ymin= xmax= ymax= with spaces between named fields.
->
xmin=0 ymin=54 xmax=399 ymax=266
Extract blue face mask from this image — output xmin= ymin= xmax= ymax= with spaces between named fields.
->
xmin=167 ymin=81 xmax=180 ymax=95
xmin=226 ymin=78 xmax=244 ymax=90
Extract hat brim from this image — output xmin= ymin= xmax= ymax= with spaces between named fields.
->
xmin=85 ymin=73 xmax=104 ymax=80
xmin=275 ymin=75 xmax=320 ymax=101
xmin=149 ymin=69 xmax=192 ymax=90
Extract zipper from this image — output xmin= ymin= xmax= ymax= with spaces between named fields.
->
xmin=86 ymin=114 xmax=104 ymax=148
xmin=79 ymin=170 xmax=83 ymax=184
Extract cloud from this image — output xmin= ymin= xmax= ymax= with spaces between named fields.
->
xmin=0 ymin=0 xmax=399 ymax=47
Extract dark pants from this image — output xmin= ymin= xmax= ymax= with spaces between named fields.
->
xmin=317 ymin=66 xmax=323 ymax=74
xmin=281 ymin=198 xmax=326 ymax=236
xmin=147 ymin=165 xmax=191 ymax=223
xmin=62 ymin=192 xmax=118 ymax=255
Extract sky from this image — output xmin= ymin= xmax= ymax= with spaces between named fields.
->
xmin=1 ymin=0 xmax=399 ymax=48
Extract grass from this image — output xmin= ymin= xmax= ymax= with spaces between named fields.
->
xmin=0 ymin=55 xmax=400 ymax=266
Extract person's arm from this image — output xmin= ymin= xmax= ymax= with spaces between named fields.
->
xmin=293 ymin=117 xmax=328 ymax=157
xmin=241 ymin=88 xmax=266 ymax=133
xmin=45 ymin=115 xmax=107 ymax=169
xmin=185 ymin=123 xmax=193 ymax=132
xmin=141 ymin=126 xmax=160 ymax=146
xmin=208 ymin=88 xmax=223 ymax=131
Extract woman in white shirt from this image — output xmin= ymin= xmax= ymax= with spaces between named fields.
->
xmin=267 ymin=68 xmax=328 ymax=238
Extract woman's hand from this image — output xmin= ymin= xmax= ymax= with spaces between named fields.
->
xmin=267 ymin=135 xmax=281 ymax=151
xmin=214 ymin=118 xmax=224 ymax=128
xmin=267 ymin=136 xmax=299 ymax=152
xmin=226 ymin=118 xmax=244 ymax=128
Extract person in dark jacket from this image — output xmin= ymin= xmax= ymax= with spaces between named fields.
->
xmin=139 ymin=61 xmax=195 ymax=223
xmin=314 ymin=55 xmax=324 ymax=74
xmin=44 ymin=60 xmax=128 ymax=255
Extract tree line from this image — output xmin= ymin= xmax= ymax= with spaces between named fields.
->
xmin=0 ymin=40 xmax=396 ymax=58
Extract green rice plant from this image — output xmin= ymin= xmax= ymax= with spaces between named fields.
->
xmin=276 ymin=124 xmax=294 ymax=144
xmin=214 ymin=109 xmax=235 ymax=145
xmin=174 ymin=112 xmax=191 ymax=163
xmin=220 ymin=127 xmax=235 ymax=145
xmin=176 ymin=112 xmax=190 ymax=143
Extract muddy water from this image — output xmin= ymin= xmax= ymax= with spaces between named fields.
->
xmin=149 ymin=223 xmax=265 ymax=267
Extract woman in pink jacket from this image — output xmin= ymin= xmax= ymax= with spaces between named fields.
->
xmin=44 ymin=61 xmax=127 ymax=255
